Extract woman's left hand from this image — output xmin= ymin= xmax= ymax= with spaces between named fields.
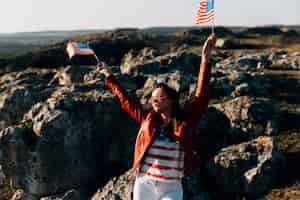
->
xmin=201 ymin=34 xmax=216 ymax=64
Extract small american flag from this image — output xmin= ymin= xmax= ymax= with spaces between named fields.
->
xmin=66 ymin=42 xmax=95 ymax=59
xmin=195 ymin=0 xmax=215 ymax=25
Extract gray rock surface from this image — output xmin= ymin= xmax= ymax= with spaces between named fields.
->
xmin=215 ymin=38 xmax=241 ymax=49
xmin=40 ymin=189 xmax=85 ymax=200
xmin=1 ymin=47 xmax=298 ymax=199
xmin=0 ymin=70 xmax=54 ymax=129
xmin=120 ymin=49 xmax=200 ymax=76
xmin=213 ymin=96 xmax=279 ymax=138
xmin=0 ymin=78 xmax=139 ymax=196
xmin=206 ymin=136 xmax=285 ymax=198
xmin=91 ymin=171 xmax=135 ymax=200
xmin=56 ymin=65 xmax=95 ymax=86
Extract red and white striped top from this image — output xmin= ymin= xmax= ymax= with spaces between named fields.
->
xmin=140 ymin=125 xmax=184 ymax=182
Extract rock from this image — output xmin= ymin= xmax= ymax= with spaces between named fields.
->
xmin=237 ymin=57 xmax=259 ymax=69
xmin=216 ymin=52 xmax=271 ymax=70
xmin=213 ymin=96 xmax=279 ymax=139
xmin=2 ymin=30 xmax=156 ymax=70
xmin=242 ymin=26 xmax=298 ymax=37
xmin=0 ymin=185 xmax=14 ymax=200
xmin=209 ymin=69 xmax=263 ymax=99
xmin=206 ymin=136 xmax=285 ymax=199
xmin=215 ymin=58 xmax=236 ymax=69
xmin=40 ymin=189 xmax=84 ymax=200
xmin=1 ymin=28 xmax=299 ymax=200
xmin=0 ymin=84 xmax=139 ymax=197
xmin=182 ymin=175 xmax=211 ymax=200
xmin=120 ymin=50 xmax=200 ymax=76
xmin=291 ymin=51 xmax=300 ymax=57
xmin=11 ymin=189 xmax=25 ymax=200
xmin=271 ymin=49 xmax=288 ymax=57
xmin=268 ymin=52 xmax=300 ymax=70
xmin=291 ymin=60 xmax=300 ymax=69
xmin=215 ymin=38 xmax=241 ymax=49
xmin=279 ymin=27 xmax=299 ymax=36
xmin=0 ymin=70 xmax=54 ymax=130
xmin=198 ymin=68 xmax=273 ymax=100
xmin=209 ymin=69 xmax=235 ymax=98
xmin=0 ymin=86 xmax=36 ymax=129
xmin=0 ymin=165 xmax=6 ymax=185
xmin=173 ymin=27 xmax=235 ymax=38
xmin=91 ymin=171 xmax=135 ymax=200
xmin=136 ymin=70 xmax=196 ymax=105
xmin=10 ymin=189 xmax=39 ymax=200
xmin=56 ymin=65 xmax=94 ymax=86
xmin=83 ymin=66 xmax=121 ymax=85
xmin=230 ymin=72 xmax=274 ymax=98
xmin=233 ymin=83 xmax=251 ymax=97
xmin=195 ymin=106 xmax=231 ymax=161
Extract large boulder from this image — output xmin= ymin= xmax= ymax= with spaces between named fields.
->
xmin=209 ymin=69 xmax=235 ymax=98
xmin=213 ymin=96 xmax=280 ymax=139
xmin=91 ymin=171 xmax=135 ymax=200
xmin=237 ymin=53 xmax=271 ymax=70
xmin=230 ymin=72 xmax=274 ymax=98
xmin=201 ymin=68 xmax=273 ymax=99
xmin=0 ymin=70 xmax=55 ymax=130
xmin=0 ymin=81 xmax=139 ymax=197
xmin=267 ymin=50 xmax=300 ymax=70
xmin=206 ymin=136 xmax=285 ymax=199
xmin=55 ymin=65 xmax=95 ymax=86
xmin=195 ymin=106 xmax=231 ymax=160
xmin=215 ymin=52 xmax=272 ymax=70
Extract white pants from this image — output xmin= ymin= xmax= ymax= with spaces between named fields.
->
xmin=133 ymin=173 xmax=183 ymax=200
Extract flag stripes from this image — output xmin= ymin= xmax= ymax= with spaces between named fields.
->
xmin=66 ymin=42 xmax=95 ymax=59
xmin=195 ymin=0 xmax=215 ymax=25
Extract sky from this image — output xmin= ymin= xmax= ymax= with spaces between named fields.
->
xmin=1 ymin=0 xmax=300 ymax=33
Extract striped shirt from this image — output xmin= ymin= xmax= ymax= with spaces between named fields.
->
xmin=140 ymin=124 xmax=184 ymax=182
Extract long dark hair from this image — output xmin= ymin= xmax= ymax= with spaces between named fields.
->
xmin=155 ymin=83 xmax=181 ymax=119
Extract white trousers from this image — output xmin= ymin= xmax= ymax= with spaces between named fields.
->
xmin=133 ymin=173 xmax=183 ymax=200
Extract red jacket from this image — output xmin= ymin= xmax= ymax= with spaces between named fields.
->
xmin=104 ymin=62 xmax=211 ymax=174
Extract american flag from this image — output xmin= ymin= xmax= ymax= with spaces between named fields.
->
xmin=195 ymin=0 xmax=215 ymax=25
xmin=66 ymin=42 xmax=95 ymax=59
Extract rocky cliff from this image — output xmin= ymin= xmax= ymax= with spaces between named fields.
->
xmin=0 ymin=27 xmax=299 ymax=200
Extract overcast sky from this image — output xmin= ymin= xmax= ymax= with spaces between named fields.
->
xmin=1 ymin=0 xmax=300 ymax=33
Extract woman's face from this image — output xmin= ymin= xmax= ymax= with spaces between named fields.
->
xmin=150 ymin=88 xmax=173 ymax=113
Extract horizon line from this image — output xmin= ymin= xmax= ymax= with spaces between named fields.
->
xmin=1 ymin=24 xmax=300 ymax=35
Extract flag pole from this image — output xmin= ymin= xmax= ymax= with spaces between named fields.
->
xmin=87 ymin=41 xmax=101 ymax=65
xmin=93 ymin=54 xmax=108 ymax=70
xmin=211 ymin=21 xmax=215 ymax=34
xmin=93 ymin=54 xmax=101 ymax=64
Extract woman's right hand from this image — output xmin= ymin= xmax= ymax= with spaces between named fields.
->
xmin=97 ymin=62 xmax=112 ymax=78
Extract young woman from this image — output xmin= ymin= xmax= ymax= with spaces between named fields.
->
xmin=99 ymin=34 xmax=216 ymax=200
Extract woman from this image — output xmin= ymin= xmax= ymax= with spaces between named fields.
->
xmin=98 ymin=34 xmax=216 ymax=200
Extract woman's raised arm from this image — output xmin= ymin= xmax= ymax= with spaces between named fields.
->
xmin=99 ymin=66 xmax=147 ymax=124
xmin=183 ymin=34 xmax=216 ymax=125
